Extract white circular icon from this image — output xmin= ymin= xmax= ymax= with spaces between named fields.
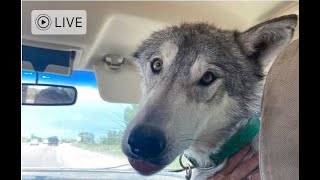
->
xmin=35 ymin=14 xmax=52 ymax=30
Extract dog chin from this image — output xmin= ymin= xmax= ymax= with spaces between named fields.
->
xmin=128 ymin=158 xmax=166 ymax=175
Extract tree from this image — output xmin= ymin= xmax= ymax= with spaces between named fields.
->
xmin=100 ymin=136 xmax=108 ymax=144
xmin=100 ymin=131 xmax=124 ymax=145
xmin=100 ymin=105 xmax=139 ymax=145
xmin=123 ymin=104 xmax=139 ymax=126
xmin=108 ymin=131 xmax=123 ymax=145
xmin=31 ymin=134 xmax=42 ymax=142
xmin=78 ymin=132 xmax=94 ymax=144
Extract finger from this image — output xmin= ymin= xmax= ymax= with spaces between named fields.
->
xmin=247 ymin=171 xmax=261 ymax=180
xmin=229 ymin=154 xmax=259 ymax=180
xmin=207 ymin=173 xmax=225 ymax=180
xmin=219 ymin=145 xmax=251 ymax=175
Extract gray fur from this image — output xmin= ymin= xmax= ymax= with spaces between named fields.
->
xmin=122 ymin=14 xmax=297 ymax=179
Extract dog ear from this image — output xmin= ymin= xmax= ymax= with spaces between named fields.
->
xmin=236 ymin=14 xmax=298 ymax=73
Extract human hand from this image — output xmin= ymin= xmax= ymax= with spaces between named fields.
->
xmin=208 ymin=145 xmax=260 ymax=180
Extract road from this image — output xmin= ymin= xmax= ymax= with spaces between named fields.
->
xmin=21 ymin=143 xmax=128 ymax=168
xmin=21 ymin=143 xmax=186 ymax=180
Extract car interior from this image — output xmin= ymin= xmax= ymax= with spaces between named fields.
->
xmin=21 ymin=1 xmax=299 ymax=180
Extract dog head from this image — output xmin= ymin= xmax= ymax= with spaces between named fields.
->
xmin=121 ymin=15 xmax=297 ymax=175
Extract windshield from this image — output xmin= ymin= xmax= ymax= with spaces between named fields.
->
xmin=21 ymin=70 xmax=184 ymax=179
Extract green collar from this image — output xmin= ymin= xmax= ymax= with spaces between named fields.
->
xmin=186 ymin=113 xmax=261 ymax=168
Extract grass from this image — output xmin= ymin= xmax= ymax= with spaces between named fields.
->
xmin=71 ymin=142 xmax=189 ymax=170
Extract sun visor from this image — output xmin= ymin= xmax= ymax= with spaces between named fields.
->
xmin=93 ymin=58 xmax=142 ymax=104
xmin=22 ymin=40 xmax=82 ymax=76
xmin=22 ymin=45 xmax=75 ymax=75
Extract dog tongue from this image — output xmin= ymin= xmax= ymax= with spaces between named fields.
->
xmin=128 ymin=158 xmax=164 ymax=175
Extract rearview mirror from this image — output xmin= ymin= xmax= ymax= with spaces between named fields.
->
xmin=22 ymin=84 xmax=77 ymax=105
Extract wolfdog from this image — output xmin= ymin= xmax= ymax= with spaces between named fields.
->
xmin=121 ymin=14 xmax=297 ymax=179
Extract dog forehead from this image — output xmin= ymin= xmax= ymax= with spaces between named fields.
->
xmin=137 ymin=23 xmax=231 ymax=59
xmin=155 ymin=36 xmax=224 ymax=78
xmin=136 ymin=23 xmax=241 ymax=78
xmin=158 ymin=41 xmax=179 ymax=63
xmin=190 ymin=55 xmax=210 ymax=76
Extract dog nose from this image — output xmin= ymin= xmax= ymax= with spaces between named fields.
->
xmin=128 ymin=126 xmax=166 ymax=158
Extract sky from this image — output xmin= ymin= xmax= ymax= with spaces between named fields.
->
xmin=21 ymin=70 xmax=135 ymax=141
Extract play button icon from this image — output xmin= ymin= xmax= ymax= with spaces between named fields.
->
xmin=32 ymin=10 xmax=87 ymax=35
xmin=35 ymin=14 xmax=52 ymax=30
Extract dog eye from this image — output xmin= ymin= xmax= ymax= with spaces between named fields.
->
xmin=151 ymin=58 xmax=163 ymax=73
xmin=199 ymin=72 xmax=216 ymax=86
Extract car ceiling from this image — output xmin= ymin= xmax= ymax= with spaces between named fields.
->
xmin=22 ymin=1 xmax=299 ymax=103
xmin=22 ymin=1 xmax=299 ymax=71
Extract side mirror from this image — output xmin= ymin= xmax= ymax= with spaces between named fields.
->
xmin=22 ymin=84 xmax=77 ymax=106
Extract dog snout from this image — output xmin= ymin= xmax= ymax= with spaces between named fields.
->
xmin=128 ymin=125 xmax=166 ymax=158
